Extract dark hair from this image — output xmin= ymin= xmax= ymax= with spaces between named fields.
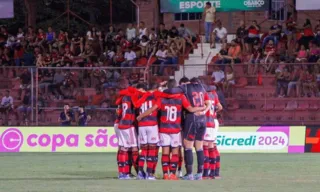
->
xmin=160 ymin=23 xmax=165 ymax=26
xmin=305 ymin=19 xmax=311 ymax=26
xmin=206 ymin=2 xmax=211 ymax=6
xmin=190 ymin=77 xmax=202 ymax=84
xmin=136 ymin=83 xmax=148 ymax=91
xmin=179 ymin=77 xmax=190 ymax=85
xmin=64 ymin=103 xmax=70 ymax=107
xmin=149 ymin=83 xmax=159 ymax=91
xmin=167 ymin=79 xmax=177 ymax=89
xmin=180 ymin=23 xmax=185 ymax=28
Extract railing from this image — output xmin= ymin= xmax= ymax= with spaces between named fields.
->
xmin=0 ymin=63 xmax=319 ymax=126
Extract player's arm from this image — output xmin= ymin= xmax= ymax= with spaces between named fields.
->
xmin=214 ymin=92 xmax=223 ymax=112
xmin=196 ymin=93 xmax=212 ymax=115
xmin=181 ymin=95 xmax=205 ymax=112
xmin=136 ymin=98 xmax=161 ymax=121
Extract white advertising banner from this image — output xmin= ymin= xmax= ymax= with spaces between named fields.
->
xmin=296 ymin=0 xmax=320 ymax=10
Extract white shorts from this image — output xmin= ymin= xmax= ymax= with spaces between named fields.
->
xmin=139 ymin=125 xmax=159 ymax=145
xmin=204 ymin=128 xmax=218 ymax=142
xmin=118 ymin=127 xmax=138 ymax=148
xmin=159 ymin=132 xmax=181 ymax=148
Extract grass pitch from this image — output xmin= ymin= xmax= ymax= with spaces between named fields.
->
xmin=0 ymin=153 xmax=319 ymax=192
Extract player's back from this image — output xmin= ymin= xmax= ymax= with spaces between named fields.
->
xmin=159 ymin=97 xmax=183 ymax=134
xmin=118 ymin=95 xmax=135 ymax=129
xmin=138 ymin=93 xmax=158 ymax=127
xmin=183 ymin=83 xmax=207 ymax=122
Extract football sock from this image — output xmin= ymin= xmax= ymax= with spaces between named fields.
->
xmin=203 ymin=146 xmax=210 ymax=177
xmin=209 ymin=147 xmax=216 ymax=177
xmin=215 ymin=146 xmax=220 ymax=176
xmin=132 ymin=150 xmax=139 ymax=174
xmin=184 ymin=148 xmax=193 ymax=175
xmin=178 ymin=147 xmax=183 ymax=172
xmin=147 ymin=145 xmax=157 ymax=174
xmin=128 ymin=149 xmax=133 ymax=174
xmin=138 ymin=145 xmax=148 ymax=172
xmin=161 ymin=154 xmax=170 ymax=175
xmin=196 ymin=149 xmax=204 ymax=174
xmin=118 ymin=150 xmax=129 ymax=175
xmin=152 ymin=146 xmax=160 ymax=174
xmin=170 ymin=154 xmax=179 ymax=174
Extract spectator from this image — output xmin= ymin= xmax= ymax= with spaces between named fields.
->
xmin=211 ymin=21 xmax=227 ymax=48
xmin=302 ymin=68 xmax=316 ymax=97
xmin=223 ymin=65 xmax=235 ymax=98
xmin=121 ymin=46 xmax=136 ymax=67
xmin=203 ymin=2 xmax=216 ymax=43
xmin=248 ymin=42 xmax=263 ymax=74
xmin=299 ymin=19 xmax=314 ymax=49
xmin=16 ymin=27 xmax=25 ymax=43
xmin=78 ymin=106 xmax=90 ymax=126
xmin=126 ymin=23 xmax=136 ymax=41
xmin=308 ymin=42 xmax=320 ymax=62
xmin=212 ymin=65 xmax=225 ymax=87
xmin=178 ymin=23 xmax=196 ymax=50
xmin=0 ymin=90 xmax=13 ymax=125
xmin=154 ymin=45 xmax=169 ymax=75
xmin=314 ymin=65 xmax=320 ymax=96
xmin=46 ymin=26 xmax=56 ymax=52
xmin=49 ymin=69 xmax=65 ymax=99
xmin=262 ymin=39 xmax=276 ymax=72
xmin=17 ymin=90 xmax=31 ymax=125
xmin=139 ymin=35 xmax=149 ymax=57
xmin=315 ymin=20 xmax=320 ymax=46
xmin=262 ymin=20 xmax=282 ymax=48
xmin=138 ymin=21 xmax=148 ymax=39
xmin=295 ymin=45 xmax=308 ymax=62
xmin=287 ymin=66 xmax=301 ymax=97
xmin=236 ymin=20 xmax=247 ymax=52
xmin=39 ymin=69 xmax=53 ymax=95
xmin=18 ymin=69 xmax=31 ymax=99
xmin=59 ymin=104 xmax=74 ymax=126
xmin=284 ymin=12 xmax=297 ymax=53
xmin=275 ymin=65 xmax=290 ymax=97
xmin=158 ymin=23 xmax=168 ymax=40
xmin=245 ymin=20 xmax=261 ymax=52
xmin=216 ymin=40 xmax=241 ymax=67
xmin=167 ymin=42 xmax=179 ymax=65
xmin=149 ymin=28 xmax=157 ymax=41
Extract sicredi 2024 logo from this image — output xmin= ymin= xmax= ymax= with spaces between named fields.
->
xmin=244 ymin=0 xmax=265 ymax=8
xmin=0 ymin=128 xmax=24 ymax=152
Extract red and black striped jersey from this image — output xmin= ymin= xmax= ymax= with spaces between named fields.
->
xmin=206 ymin=90 xmax=220 ymax=128
xmin=118 ymin=95 xmax=135 ymax=129
xmin=158 ymin=95 xmax=191 ymax=134
xmin=138 ymin=92 xmax=159 ymax=127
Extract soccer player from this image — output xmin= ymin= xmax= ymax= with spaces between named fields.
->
xmin=132 ymin=83 xmax=160 ymax=180
xmin=115 ymin=80 xmax=139 ymax=180
xmin=137 ymin=79 xmax=205 ymax=180
xmin=201 ymin=86 xmax=223 ymax=179
xmin=164 ymin=77 xmax=212 ymax=180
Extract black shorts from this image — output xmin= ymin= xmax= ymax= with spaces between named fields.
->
xmin=183 ymin=120 xmax=206 ymax=141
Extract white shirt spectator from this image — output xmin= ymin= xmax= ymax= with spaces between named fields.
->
xmin=139 ymin=28 xmax=147 ymax=39
xmin=213 ymin=27 xmax=228 ymax=39
xmin=156 ymin=49 xmax=168 ymax=61
xmin=212 ymin=70 xmax=225 ymax=83
xmin=127 ymin=28 xmax=136 ymax=40
xmin=86 ymin=31 xmax=93 ymax=40
xmin=124 ymin=51 xmax=136 ymax=61
xmin=1 ymin=96 xmax=13 ymax=107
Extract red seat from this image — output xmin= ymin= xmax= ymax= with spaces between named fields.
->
xmin=261 ymin=103 xmax=274 ymax=111
xmin=297 ymin=102 xmax=308 ymax=111
xmin=284 ymin=101 xmax=298 ymax=111
xmin=309 ymin=103 xmax=319 ymax=111
xmin=234 ymin=77 xmax=248 ymax=88
xmin=274 ymin=102 xmax=286 ymax=111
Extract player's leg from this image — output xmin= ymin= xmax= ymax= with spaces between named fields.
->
xmin=129 ymin=127 xmax=139 ymax=177
xmin=208 ymin=141 xmax=216 ymax=179
xmin=160 ymin=133 xmax=170 ymax=179
xmin=213 ymin=119 xmax=221 ymax=178
xmin=114 ymin=124 xmax=120 ymax=176
xmin=193 ymin=123 xmax=206 ymax=180
xmin=202 ymin=141 xmax=210 ymax=179
xmin=146 ymin=125 xmax=160 ymax=180
xmin=137 ymin=126 xmax=148 ymax=179
xmin=169 ymin=133 xmax=181 ymax=180
xmin=117 ymin=128 xmax=132 ymax=179
xmin=182 ymin=122 xmax=195 ymax=180
xmin=152 ymin=144 xmax=160 ymax=175
xmin=177 ymin=132 xmax=184 ymax=177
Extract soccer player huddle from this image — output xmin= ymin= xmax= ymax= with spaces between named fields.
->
xmin=114 ymin=77 xmax=222 ymax=180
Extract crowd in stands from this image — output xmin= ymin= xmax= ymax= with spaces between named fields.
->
xmin=0 ymin=21 xmax=197 ymax=125
xmin=210 ymin=15 xmax=320 ymax=98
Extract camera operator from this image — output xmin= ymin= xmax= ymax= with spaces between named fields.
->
xmin=58 ymin=104 xmax=74 ymax=126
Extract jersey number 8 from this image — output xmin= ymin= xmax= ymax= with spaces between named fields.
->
xmin=165 ymin=106 xmax=177 ymax=122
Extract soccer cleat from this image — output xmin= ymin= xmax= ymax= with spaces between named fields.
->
xmin=118 ymin=173 xmax=131 ymax=180
xmin=163 ymin=174 xmax=170 ymax=180
xmin=129 ymin=173 xmax=136 ymax=179
xmin=146 ymin=175 xmax=157 ymax=180
xmin=169 ymin=173 xmax=178 ymax=180
xmin=194 ymin=173 xmax=203 ymax=180
xmin=214 ymin=175 xmax=222 ymax=179
xmin=202 ymin=176 xmax=211 ymax=180
xmin=182 ymin=174 xmax=194 ymax=180
xmin=137 ymin=171 xmax=146 ymax=180
xmin=178 ymin=171 xmax=183 ymax=178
